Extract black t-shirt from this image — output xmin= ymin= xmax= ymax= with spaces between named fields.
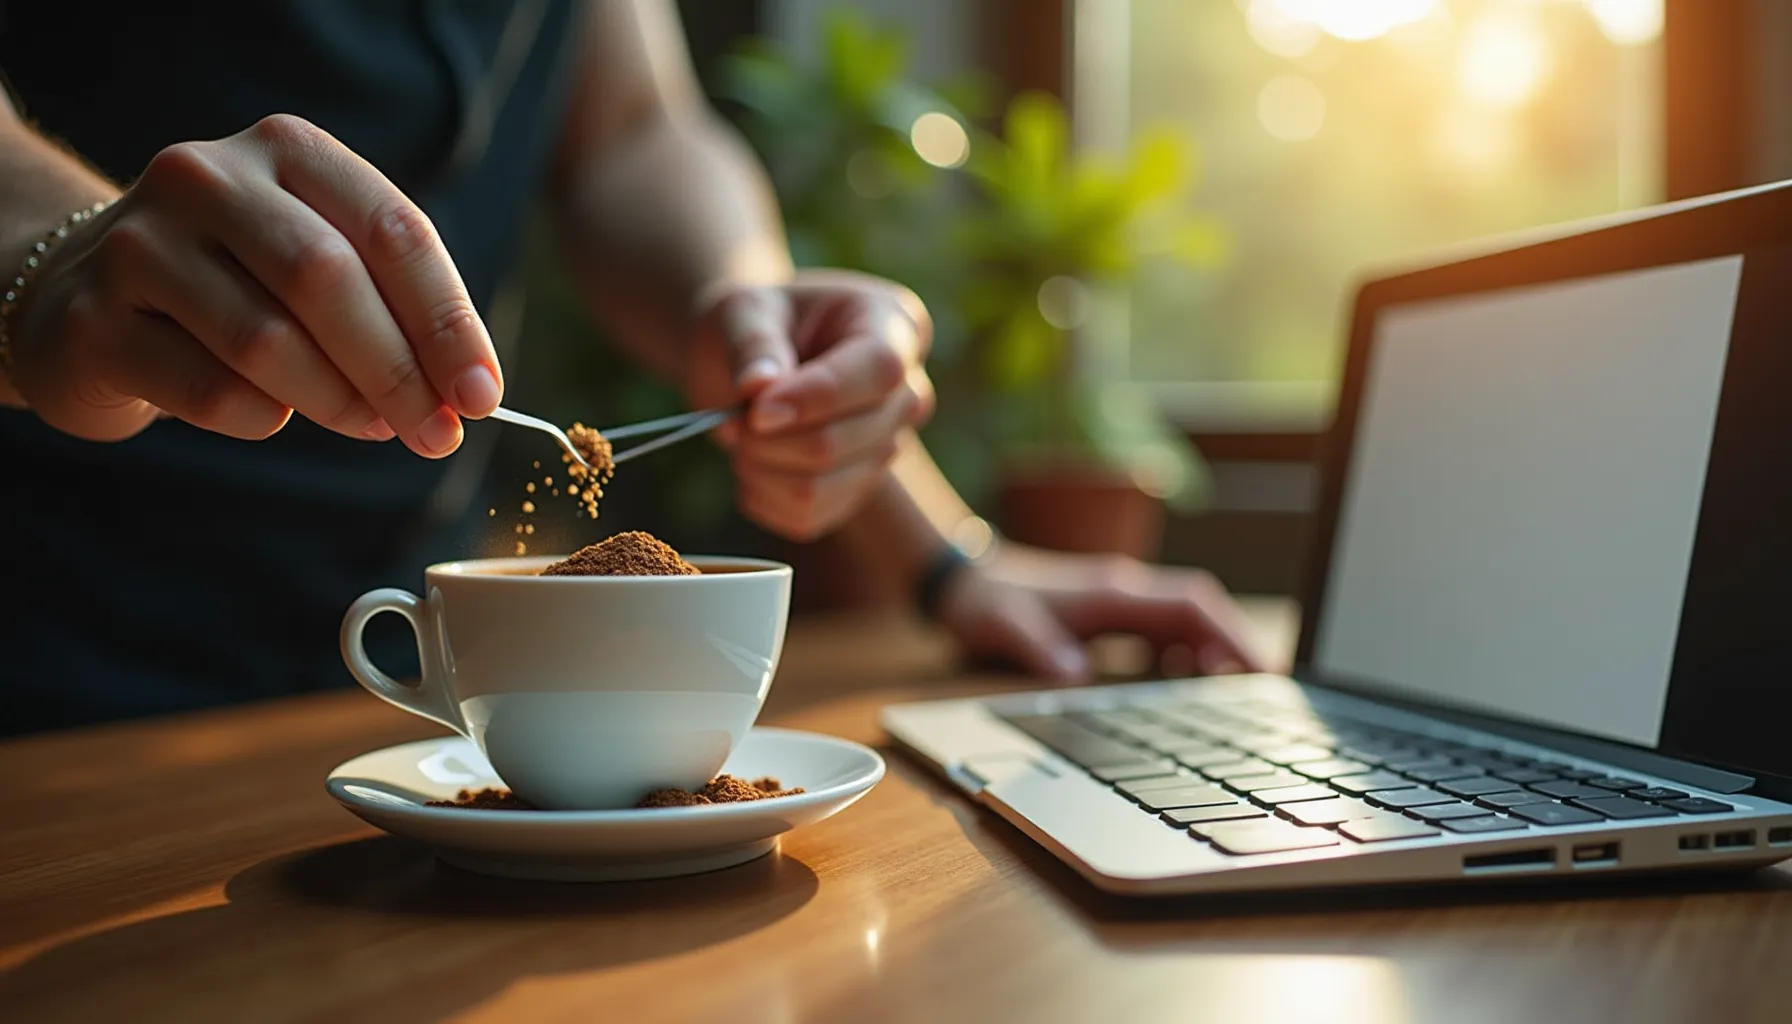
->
xmin=0 ymin=1 xmax=581 ymax=734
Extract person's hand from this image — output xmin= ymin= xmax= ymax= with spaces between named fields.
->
xmin=8 ymin=114 xmax=503 ymax=455
xmin=686 ymin=268 xmax=934 ymax=540
xmin=936 ymin=544 xmax=1271 ymax=682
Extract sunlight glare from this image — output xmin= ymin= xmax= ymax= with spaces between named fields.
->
xmin=1459 ymin=12 xmax=1550 ymax=109
xmin=1273 ymin=0 xmax=1437 ymax=43
xmin=1246 ymin=0 xmax=1322 ymax=59
xmin=1586 ymin=0 xmax=1663 ymax=46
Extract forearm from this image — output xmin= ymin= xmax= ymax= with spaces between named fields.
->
xmin=0 ymin=105 xmax=121 ymax=406
xmin=827 ymin=431 xmax=979 ymax=595
xmin=552 ymin=108 xmax=791 ymax=380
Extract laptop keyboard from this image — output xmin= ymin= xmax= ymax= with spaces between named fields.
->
xmin=998 ymin=697 xmax=1734 ymax=856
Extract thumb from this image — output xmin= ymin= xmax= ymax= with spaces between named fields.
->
xmin=713 ymin=287 xmax=796 ymax=398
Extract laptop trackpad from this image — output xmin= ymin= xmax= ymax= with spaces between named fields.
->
xmin=977 ymin=760 xmax=1227 ymax=885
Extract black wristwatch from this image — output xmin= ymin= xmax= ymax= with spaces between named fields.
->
xmin=915 ymin=516 xmax=998 ymax=620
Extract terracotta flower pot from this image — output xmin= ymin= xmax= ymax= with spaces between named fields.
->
xmin=997 ymin=464 xmax=1166 ymax=559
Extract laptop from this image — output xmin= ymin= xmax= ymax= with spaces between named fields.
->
xmin=882 ymin=179 xmax=1792 ymax=896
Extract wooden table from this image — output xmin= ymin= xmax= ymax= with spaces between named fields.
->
xmin=4 ymin=600 xmax=1790 ymax=1024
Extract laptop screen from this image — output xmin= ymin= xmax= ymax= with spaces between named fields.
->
xmin=1304 ymin=214 xmax=1792 ymax=783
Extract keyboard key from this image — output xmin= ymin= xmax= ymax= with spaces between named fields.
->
xmin=1003 ymin=715 xmax=1156 ymax=769
xmin=1200 ymin=820 xmax=1342 ymax=855
xmin=1587 ymin=776 xmax=1647 ymax=791
xmin=1162 ymin=803 xmax=1266 ymax=826
xmin=1201 ymin=758 xmax=1279 ymax=780
xmin=1146 ymin=738 xmax=1230 ymax=757
xmin=1331 ymin=771 xmax=1417 ymax=794
xmin=1128 ymin=785 xmax=1238 ymax=812
xmin=1091 ymin=764 xmax=1178 ymax=783
xmin=1256 ymin=743 xmax=1336 ymax=765
xmin=1366 ymin=787 xmax=1456 ymax=809
xmin=1281 ymin=798 xmax=1379 ymax=827
xmin=1628 ymin=787 xmax=1688 ymax=802
xmin=1229 ymin=772 xmax=1313 ymax=793
xmin=1529 ymin=781 xmax=1611 ymax=800
xmin=1571 ymin=796 xmax=1674 ymax=820
xmin=1477 ymin=791 xmax=1553 ymax=809
xmin=1340 ymin=816 xmax=1442 ymax=843
xmin=1176 ymin=748 xmax=1246 ymax=770
xmin=1336 ymin=746 xmax=1389 ymax=766
xmin=1385 ymin=755 xmax=1455 ymax=773
xmin=1493 ymin=768 xmax=1558 ymax=784
xmin=1413 ymin=801 xmax=1498 ymax=822
xmin=1115 ymin=776 xmax=1202 ymax=797
xmin=1440 ymin=814 xmax=1528 ymax=834
xmin=1553 ymin=768 xmax=1601 ymax=781
xmin=1290 ymin=758 xmax=1373 ymax=780
xmin=1250 ymin=784 xmax=1340 ymax=806
xmin=1661 ymin=797 xmax=1734 ymax=814
xmin=1509 ymin=802 xmax=1605 ymax=826
xmin=1438 ymin=776 xmax=1522 ymax=798
xmin=1405 ymin=764 xmax=1485 ymax=783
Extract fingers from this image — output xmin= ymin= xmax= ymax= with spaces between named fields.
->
xmin=116 ymin=221 xmax=392 ymax=441
xmin=253 ymin=116 xmax=502 ymax=419
xmin=936 ymin=573 xmax=1089 ymax=683
xmin=749 ymin=299 xmax=926 ymax=434
xmin=709 ymin=286 xmax=795 ymax=395
xmin=729 ymin=384 xmax=915 ymax=474
xmin=97 ymin=312 xmax=292 ymax=440
xmin=1057 ymin=560 xmax=1269 ymax=674
xmin=734 ymin=458 xmax=888 ymax=542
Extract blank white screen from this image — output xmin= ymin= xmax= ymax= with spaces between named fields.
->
xmin=1313 ymin=257 xmax=1744 ymax=746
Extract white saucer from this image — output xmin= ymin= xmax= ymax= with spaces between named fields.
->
xmin=326 ymin=727 xmax=884 ymax=881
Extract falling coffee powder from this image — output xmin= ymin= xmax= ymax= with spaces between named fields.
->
xmin=425 ymin=775 xmax=803 ymax=810
xmin=541 ymin=531 xmax=699 ymax=577
xmin=563 ymin=422 xmax=615 ymax=520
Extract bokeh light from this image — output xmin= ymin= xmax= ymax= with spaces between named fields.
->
xmin=1273 ymin=0 xmax=1438 ymax=43
xmin=909 ymin=111 xmax=970 ymax=168
xmin=1459 ymin=11 xmax=1550 ymax=109
xmin=1258 ymin=74 xmax=1327 ymax=141
xmin=1036 ymin=275 xmax=1090 ymax=330
xmin=1586 ymin=0 xmax=1664 ymax=46
xmin=1246 ymin=0 xmax=1322 ymax=59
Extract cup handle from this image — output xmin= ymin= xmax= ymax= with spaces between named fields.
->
xmin=339 ymin=587 xmax=465 ymax=736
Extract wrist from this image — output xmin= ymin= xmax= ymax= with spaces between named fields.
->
xmin=1 ymin=199 xmax=115 ymax=401
xmin=915 ymin=515 xmax=1001 ymax=620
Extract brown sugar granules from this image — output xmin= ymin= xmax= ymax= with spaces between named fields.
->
xmin=540 ymin=530 xmax=699 ymax=577
xmin=427 ymin=788 xmax=534 ymax=811
xmin=636 ymin=774 xmax=805 ymax=808
xmin=424 ymin=776 xmax=803 ymax=811
xmin=564 ymin=422 xmax=616 ymax=520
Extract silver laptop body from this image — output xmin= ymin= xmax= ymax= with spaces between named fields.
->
xmin=884 ymin=181 xmax=1792 ymax=895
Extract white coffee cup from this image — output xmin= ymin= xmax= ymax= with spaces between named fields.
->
xmin=339 ymin=554 xmax=792 ymax=810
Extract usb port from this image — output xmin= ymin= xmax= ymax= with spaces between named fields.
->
xmin=1768 ymin=827 xmax=1792 ymax=846
xmin=1713 ymin=829 xmax=1755 ymax=850
xmin=1571 ymin=841 xmax=1619 ymax=867
xmin=1679 ymin=834 xmax=1710 ymax=851
xmin=1463 ymin=848 xmax=1555 ymax=874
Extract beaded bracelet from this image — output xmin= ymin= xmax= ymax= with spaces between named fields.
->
xmin=0 ymin=200 xmax=115 ymax=385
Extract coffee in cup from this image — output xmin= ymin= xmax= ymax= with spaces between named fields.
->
xmin=339 ymin=554 xmax=792 ymax=810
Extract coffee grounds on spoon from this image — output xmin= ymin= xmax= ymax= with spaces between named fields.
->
xmin=425 ymin=775 xmax=803 ymax=810
xmin=540 ymin=531 xmax=699 ymax=577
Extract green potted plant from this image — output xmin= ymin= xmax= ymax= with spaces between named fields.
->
xmin=956 ymin=91 xmax=1224 ymax=556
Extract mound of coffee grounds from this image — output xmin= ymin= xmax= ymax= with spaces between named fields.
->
xmin=423 ymin=775 xmax=803 ymax=811
xmin=563 ymin=422 xmax=615 ymax=520
xmin=427 ymin=788 xmax=533 ymax=810
xmin=636 ymin=774 xmax=806 ymax=808
xmin=541 ymin=531 xmax=699 ymax=577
